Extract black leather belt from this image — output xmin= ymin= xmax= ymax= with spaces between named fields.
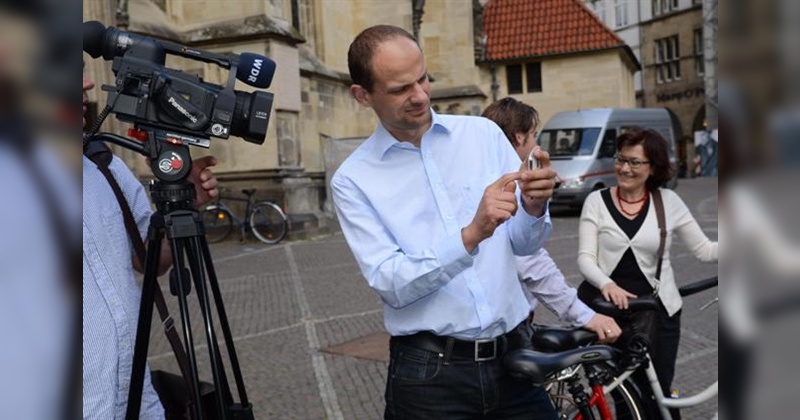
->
xmin=392 ymin=322 xmax=527 ymax=362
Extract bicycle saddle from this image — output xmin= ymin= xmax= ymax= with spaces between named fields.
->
xmin=241 ymin=188 xmax=256 ymax=196
xmin=504 ymin=345 xmax=619 ymax=386
xmin=591 ymin=297 xmax=658 ymax=318
xmin=531 ymin=325 xmax=598 ymax=352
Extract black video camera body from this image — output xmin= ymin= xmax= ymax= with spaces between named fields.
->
xmin=84 ymin=21 xmax=274 ymax=146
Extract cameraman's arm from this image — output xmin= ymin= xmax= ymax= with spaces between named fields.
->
xmin=133 ymin=156 xmax=218 ymax=275
xmin=132 ymin=239 xmax=172 ymax=275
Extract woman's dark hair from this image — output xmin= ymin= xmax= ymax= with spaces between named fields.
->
xmin=481 ymin=97 xmax=539 ymax=148
xmin=616 ymin=127 xmax=673 ymax=191
xmin=347 ymin=25 xmax=419 ymax=93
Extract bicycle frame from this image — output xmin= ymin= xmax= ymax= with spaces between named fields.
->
xmin=602 ymin=356 xmax=718 ymax=420
xmin=540 ymin=277 xmax=719 ymax=420
xmin=210 ymin=195 xmax=254 ymax=236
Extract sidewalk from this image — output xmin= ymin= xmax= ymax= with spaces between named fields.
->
xmin=147 ymin=233 xmax=387 ymax=419
xmin=144 ymin=178 xmax=718 ymax=419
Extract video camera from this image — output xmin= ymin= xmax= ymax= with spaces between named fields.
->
xmin=83 ymin=21 xmax=274 ymax=146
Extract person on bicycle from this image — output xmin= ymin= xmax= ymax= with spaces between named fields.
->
xmin=482 ymin=97 xmax=621 ymax=343
xmin=576 ymin=128 xmax=718 ymax=418
xmin=332 ymin=25 xmax=559 ymax=419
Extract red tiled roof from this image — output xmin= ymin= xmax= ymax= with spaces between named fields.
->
xmin=483 ymin=0 xmax=626 ymax=61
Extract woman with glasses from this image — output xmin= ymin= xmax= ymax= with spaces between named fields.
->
xmin=576 ymin=128 xmax=717 ymax=417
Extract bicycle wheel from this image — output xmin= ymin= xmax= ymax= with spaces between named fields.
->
xmin=250 ymin=202 xmax=288 ymax=244
xmin=549 ymin=376 xmax=650 ymax=420
xmin=202 ymin=206 xmax=233 ymax=243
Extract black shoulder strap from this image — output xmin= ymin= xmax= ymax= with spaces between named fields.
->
xmin=84 ymin=142 xmax=196 ymax=395
xmin=651 ymin=189 xmax=667 ymax=281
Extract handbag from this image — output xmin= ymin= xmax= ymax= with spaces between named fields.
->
xmin=577 ymin=189 xmax=668 ymax=354
xmin=85 ymin=141 xmax=219 ymax=419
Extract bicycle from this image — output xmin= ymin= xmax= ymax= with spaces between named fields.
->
xmin=505 ymin=276 xmax=718 ymax=420
xmin=201 ymin=188 xmax=288 ymax=244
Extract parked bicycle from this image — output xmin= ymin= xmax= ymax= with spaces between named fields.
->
xmin=505 ymin=276 xmax=718 ymax=420
xmin=201 ymin=188 xmax=288 ymax=244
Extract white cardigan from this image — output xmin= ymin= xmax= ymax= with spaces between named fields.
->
xmin=578 ymin=188 xmax=718 ymax=316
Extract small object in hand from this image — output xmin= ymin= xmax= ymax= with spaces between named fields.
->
xmin=527 ymin=147 xmax=541 ymax=170
xmin=605 ymin=329 xmax=612 ymax=335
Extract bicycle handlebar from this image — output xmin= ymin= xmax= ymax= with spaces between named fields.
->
xmin=678 ymin=276 xmax=718 ymax=297
xmin=591 ymin=296 xmax=659 ymax=317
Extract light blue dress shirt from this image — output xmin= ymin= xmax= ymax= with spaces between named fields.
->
xmin=0 ymin=144 xmax=75 ymax=420
xmin=83 ymin=155 xmax=164 ymax=419
xmin=332 ymin=111 xmax=552 ymax=340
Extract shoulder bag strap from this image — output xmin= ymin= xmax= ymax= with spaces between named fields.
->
xmin=651 ymin=189 xmax=667 ymax=295
xmin=84 ymin=142 xmax=195 ymax=392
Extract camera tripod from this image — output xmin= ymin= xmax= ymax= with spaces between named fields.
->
xmin=88 ymin=131 xmax=253 ymax=420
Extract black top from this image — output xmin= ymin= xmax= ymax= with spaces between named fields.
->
xmin=601 ymin=189 xmax=653 ymax=296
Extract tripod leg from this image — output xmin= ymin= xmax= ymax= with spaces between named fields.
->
xmin=200 ymin=235 xmax=251 ymax=408
xmin=169 ymin=236 xmax=205 ymax=420
xmin=184 ymin=235 xmax=229 ymax=419
xmin=125 ymin=226 xmax=163 ymax=420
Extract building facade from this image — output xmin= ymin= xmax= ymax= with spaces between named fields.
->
xmin=83 ymin=0 xmax=639 ymax=234
xmin=641 ymin=3 xmax=706 ymax=177
xmin=584 ymin=0 xmax=710 ymax=175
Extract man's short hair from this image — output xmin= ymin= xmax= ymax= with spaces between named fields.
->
xmin=348 ymin=25 xmax=419 ymax=92
xmin=481 ymin=97 xmax=539 ymax=148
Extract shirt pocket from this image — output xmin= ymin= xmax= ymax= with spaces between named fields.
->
xmin=459 ymin=173 xmax=511 ymax=220
xmin=98 ymin=204 xmax=131 ymax=262
xmin=459 ymin=174 xmax=496 ymax=212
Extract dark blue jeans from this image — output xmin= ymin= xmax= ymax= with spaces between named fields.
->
xmin=384 ymin=341 xmax=557 ymax=419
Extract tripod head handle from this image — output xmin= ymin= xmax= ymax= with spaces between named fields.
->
xmin=84 ymin=131 xmax=146 ymax=156
xmin=85 ymin=129 xmax=195 ymax=184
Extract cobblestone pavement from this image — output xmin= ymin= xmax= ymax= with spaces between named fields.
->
xmin=144 ymin=177 xmax=718 ymax=419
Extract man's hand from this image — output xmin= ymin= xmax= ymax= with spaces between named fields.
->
xmin=190 ymin=156 xmax=219 ymax=207
xmin=601 ymin=283 xmax=637 ymax=310
xmin=583 ymin=313 xmax=622 ymax=344
xmin=518 ymin=147 xmax=557 ymax=217
xmin=461 ymin=172 xmax=522 ymax=253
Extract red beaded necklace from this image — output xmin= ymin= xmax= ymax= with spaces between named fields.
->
xmin=616 ymin=187 xmax=648 ymax=217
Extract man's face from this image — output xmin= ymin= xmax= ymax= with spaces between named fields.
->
xmin=352 ymin=37 xmax=431 ymax=141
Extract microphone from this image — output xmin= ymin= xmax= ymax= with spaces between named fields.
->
xmin=83 ymin=21 xmax=276 ymax=88
xmin=233 ymin=53 xmax=276 ymax=89
xmin=82 ymin=20 xmax=108 ymax=59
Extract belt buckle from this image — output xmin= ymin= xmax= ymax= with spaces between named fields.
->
xmin=474 ymin=338 xmax=497 ymax=362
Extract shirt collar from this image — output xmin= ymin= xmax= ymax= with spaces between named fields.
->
xmin=371 ymin=109 xmax=452 ymax=159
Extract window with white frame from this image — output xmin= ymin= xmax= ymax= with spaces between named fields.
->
xmin=591 ymin=0 xmax=606 ymax=23
xmin=655 ymin=35 xmax=681 ymax=83
xmin=694 ymin=28 xmax=705 ymax=76
xmin=652 ymin=0 xmax=679 ymax=16
xmin=614 ymin=0 xmax=628 ymax=27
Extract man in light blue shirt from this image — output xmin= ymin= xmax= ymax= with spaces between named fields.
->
xmin=332 ymin=25 xmax=559 ymax=419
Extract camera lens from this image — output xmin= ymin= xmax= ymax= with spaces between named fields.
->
xmin=231 ymin=91 xmax=273 ymax=145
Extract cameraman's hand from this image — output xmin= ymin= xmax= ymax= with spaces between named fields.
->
xmin=190 ymin=155 xmax=219 ymax=207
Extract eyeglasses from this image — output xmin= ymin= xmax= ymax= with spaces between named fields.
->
xmin=614 ymin=155 xmax=650 ymax=169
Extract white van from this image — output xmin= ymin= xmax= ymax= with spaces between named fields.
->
xmin=537 ymin=108 xmax=678 ymax=208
